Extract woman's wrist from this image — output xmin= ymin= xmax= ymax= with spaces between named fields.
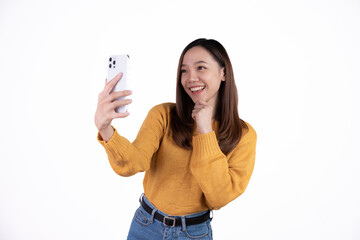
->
xmin=198 ymin=126 xmax=213 ymax=135
xmin=99 ymin=125 xmax=114 ymax=142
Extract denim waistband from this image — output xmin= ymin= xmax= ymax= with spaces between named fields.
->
xmin=140 ymin=193 xmax=211 ymax=218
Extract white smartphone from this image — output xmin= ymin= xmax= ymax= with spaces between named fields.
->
xmin=107 ymin=54 xmax=130 ymax=113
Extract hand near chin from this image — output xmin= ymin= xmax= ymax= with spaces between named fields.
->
xmin=191 ymin=100 xmax=213 ymax=134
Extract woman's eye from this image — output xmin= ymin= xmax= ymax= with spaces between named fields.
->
xmin=198 ymin=66 xmax=206 ymax=70
xmin=181 ymin=69 xmax=187 ymax=73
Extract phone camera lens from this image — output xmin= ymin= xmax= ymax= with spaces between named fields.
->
xmin=109 ymin=58 xmax=112 ymax=62
xmin=109 ymin=64 xmax=112 ymax=68
xmin=113 ymin=61 xmax=116 ymax=65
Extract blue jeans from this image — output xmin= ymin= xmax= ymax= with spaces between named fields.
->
xmin=127 ymin=195 xmax=213 ymax=240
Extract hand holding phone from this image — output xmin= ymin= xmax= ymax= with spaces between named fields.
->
xmin=94 ymin=55 xmax=132 ymax=141
xmin=107 ymin=55 xmax=130 ymax=113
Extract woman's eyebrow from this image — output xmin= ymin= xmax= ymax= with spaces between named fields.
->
xmin=181 ymin=60 xmax=208 ymax=67
xmin=195 ymin=60 xmax=208 ymax=64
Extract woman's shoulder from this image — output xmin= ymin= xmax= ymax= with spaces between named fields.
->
xmin=239 ymin=120 xmax=257 ymax=144
xmin=146 ymin=103 xmax=176 ymax=122
xmin=149 ymin=102 xmax=176 ymax=114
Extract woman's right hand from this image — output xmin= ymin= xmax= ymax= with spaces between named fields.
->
xmin=94 ymin=73 xmax=132 ymax=141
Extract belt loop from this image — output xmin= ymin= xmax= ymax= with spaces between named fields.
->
xmin=150 ymin=208 xmax=156 ymax=223
xmin=141 ymin=193 xmax=157 ymax=223
xmin=139 ymin=193 xmax=145 ymax=203
xmin=181 ymin=216 xmax=187 ymax=232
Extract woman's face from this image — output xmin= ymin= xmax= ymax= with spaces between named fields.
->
xmin=180 ymin=46 xmax=225 ymax=108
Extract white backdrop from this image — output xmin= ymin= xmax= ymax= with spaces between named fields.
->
xmin=1 ymin=0 xmax=359 ymax=239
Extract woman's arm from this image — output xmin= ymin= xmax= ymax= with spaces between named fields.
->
xmin=95 ymin=74 xmax=166 ymax=176
xmin=190 ymin=122 xmax=257 ymax=209
xmin=97 ymin=104 xmax=168 ymax=177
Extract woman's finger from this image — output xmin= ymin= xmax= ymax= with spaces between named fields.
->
xmin=101 ymin=90 xmax=131 ymax=105
xmin=106 ymin=72 xmax=123 ymax=85
xmin=112 ymin=98 xmax=132 ymax=109
xmin=194 ymin=100 xmax=209 ymax=108
xmin=113 ymin=111 xmax=130 ymax=119
xmin=195 ymin=99 xmax=208 ymax=106
xmin=191 ymin=113 xmax=196 ymax=120
xmin=193 ymin=102 xmax=205 ymax=109
xmin=109 ymin=90 xmax=133 ymax=101
xmin=192 ymin=108 xmax=201 ymax=114
xmin=105 ymin=72 xmax=123 ymax=93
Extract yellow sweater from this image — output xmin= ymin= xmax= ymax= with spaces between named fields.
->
xmin=98 ymin=103 xmax=257 ymax=216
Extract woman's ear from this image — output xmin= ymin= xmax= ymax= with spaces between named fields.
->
xmin=221 ymin=67 xmax=226 ymax=81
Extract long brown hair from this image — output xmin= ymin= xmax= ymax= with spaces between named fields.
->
xmin=170 ymin=38 xmax=248 ymax=155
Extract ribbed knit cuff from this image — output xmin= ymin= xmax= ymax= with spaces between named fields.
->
xmin=97 ymin=128 xmax=130 ymax=159
xmin=192 ymin=131 xmax=223 ymax=166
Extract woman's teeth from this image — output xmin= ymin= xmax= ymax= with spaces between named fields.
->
xmin=190 ymin=86 xmax=205 ymax=92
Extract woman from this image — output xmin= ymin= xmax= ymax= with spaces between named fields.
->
xmin=95 ymin=38 xmax=257 ymax=239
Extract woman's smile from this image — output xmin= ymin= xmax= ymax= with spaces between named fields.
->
xmin=189 ymin=85 xmax=206 ymax=94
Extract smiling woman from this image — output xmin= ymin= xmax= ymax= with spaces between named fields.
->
xmin=95 ymin=38 xmax=257 ymax=240
xmin=1 ymin=0 xmax=359 ymax=239
xmin=171 ymin=39 xmax=248 ymax=155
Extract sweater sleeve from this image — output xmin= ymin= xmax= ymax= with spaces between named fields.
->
xmin=97 ymin=104 xmax=168 ymax=177
xmin=190 ymin=122 xmax=257 ymax=209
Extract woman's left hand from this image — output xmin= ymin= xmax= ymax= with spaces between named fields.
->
xmin=192 ymin=100 xmax=213 ymax=134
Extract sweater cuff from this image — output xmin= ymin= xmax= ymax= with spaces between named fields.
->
xmin=97 ymin=127 xmax=130 ymax=158
xmin=192 ymin=131 xmax=223 ymax=162
xmin=97 ymin=125 xmax=117 ymax=143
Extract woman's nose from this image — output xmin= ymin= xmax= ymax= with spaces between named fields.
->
xmin=188 ymin=70 xmax=199 ymax=82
